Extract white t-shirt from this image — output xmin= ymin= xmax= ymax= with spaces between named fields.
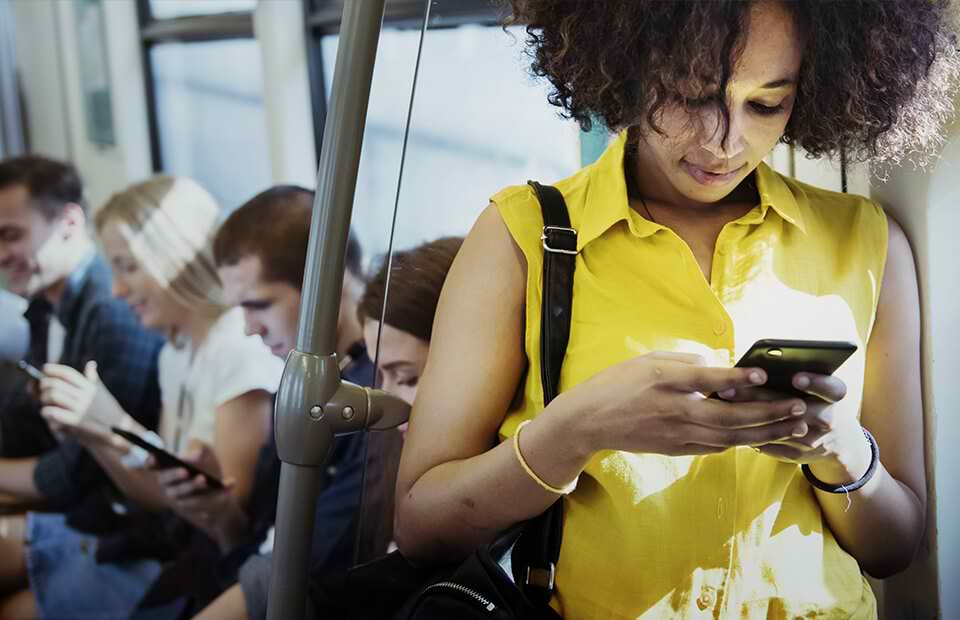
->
xmin=157 ymin=308 xmax=284 ymax=455
xmin=0 ymin=290 xmax=28 ymax=359
xmin=47 ymin=318 xmax=65 ymax=364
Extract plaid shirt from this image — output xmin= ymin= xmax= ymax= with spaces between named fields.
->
xmin=0 ymin=252 xmax=164 ymax=509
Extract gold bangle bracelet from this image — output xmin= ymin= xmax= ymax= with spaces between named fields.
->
xmin=513 ymin=419 xmax=579 ymax=495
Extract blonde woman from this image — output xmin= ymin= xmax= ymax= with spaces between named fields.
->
xmin=0 ymin=177 xmax=283 ymax=619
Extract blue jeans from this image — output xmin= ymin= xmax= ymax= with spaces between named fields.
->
xmin=26 ymin=512 xmax=164 ymax=619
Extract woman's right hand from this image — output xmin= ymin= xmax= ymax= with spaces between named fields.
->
xmin=560 ymin=351 xmax=809 ymax=457
xmin=151 ymin=440 xmax=249 ymax=549
xmin=39 ymin=361 xmax=128 ymax=448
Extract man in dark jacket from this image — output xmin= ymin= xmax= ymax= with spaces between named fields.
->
xmin=0 ymin=155 xmax=163 ymax=516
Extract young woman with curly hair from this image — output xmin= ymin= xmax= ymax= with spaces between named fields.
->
xmin=395 ymin=1 xmax=959 ymax=618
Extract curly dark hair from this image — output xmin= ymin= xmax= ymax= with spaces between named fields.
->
xmin=510 ymin=0 xmax=960 ymax=163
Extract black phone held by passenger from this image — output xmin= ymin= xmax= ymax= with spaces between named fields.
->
xmin=15 ymin=360 xmax=45 ymax=382
xmin=731 ymin=338 xmax=858 ymax=398
xmin=111 ymin=427 xmax=225 ymax=489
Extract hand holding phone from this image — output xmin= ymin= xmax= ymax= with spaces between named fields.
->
xmin=39 ymin=362 xmax=126 ymax=445
xmin=112 ymin=427 xmax=225 ymax=489
xmin=150 ymin=439 xmax=248 ymax=547
xmin=6 ymin=360 xmax=45 ymax=401
xmin=725 ymin=339 xmax=857 ymax=399
xmin=715 ymin=339 xmax=866 ymax=470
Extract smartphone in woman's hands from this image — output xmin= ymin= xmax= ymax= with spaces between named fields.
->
xmin=729 ymin=338 xmax=857 ymax=398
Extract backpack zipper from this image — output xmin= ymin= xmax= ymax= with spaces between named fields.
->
xmin=418 ymin=581 xmax=497 ymax=613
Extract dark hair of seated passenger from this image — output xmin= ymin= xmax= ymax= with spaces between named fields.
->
xmin=0 ymin=155 xmax=86 ymax=218
xmin=213 ymin=185 xmax=363 ymax=288
xmin=358 ymin=237 xmax=464 ymax=343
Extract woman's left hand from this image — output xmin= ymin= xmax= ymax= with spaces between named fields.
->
xmin=719 ymin=372 xmax=873 ymax=485
xmin=39 ymin=361 xmax=127 ymax=448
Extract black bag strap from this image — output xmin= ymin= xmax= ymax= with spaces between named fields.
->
xmin=519 ymin=181 xmax=577 ymax=609
xmin=531 ymin=182 xmax=578 ymax=406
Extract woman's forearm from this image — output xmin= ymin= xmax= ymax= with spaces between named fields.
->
xmin=809 ymin=430 xmax=924 ymax=577
xmin=62 ymin=406 xmax=167 ymax=510
xmin=814 ymin=460 xmax=924 ymax=578
xmin=110 ymin=409 xmax=148 ymax=436
xmin=396 ymin=394 xmax=593 ymax=563
xmin=87 ymin=443 xmax=170 ymax=511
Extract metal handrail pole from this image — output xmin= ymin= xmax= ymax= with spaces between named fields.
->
xmin=267 ymin=1 xmax=388 ymax=618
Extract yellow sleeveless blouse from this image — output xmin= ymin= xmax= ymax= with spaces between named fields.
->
xmin=494 ymin=132 xmax=887 ymax=619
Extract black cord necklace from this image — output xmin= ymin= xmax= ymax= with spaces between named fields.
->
xmin=625 ymin=153 xmax=657 ymax=224
xmin=639 ymin=194 xmax=657 ymax=224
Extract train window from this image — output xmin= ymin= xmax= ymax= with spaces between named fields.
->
xmin=382 ymin=23 xmax=581 ymax=250
xmin=150 ymin=39 xmax=271 ymax=210
xmin=148 ymin=0 xmax=257 ymax=20
xmin=137 ymin=0 xmax=271 ymax=210
xmin=316 ymin=24 xmax=581 ymax=258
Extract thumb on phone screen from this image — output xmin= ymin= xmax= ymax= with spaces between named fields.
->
xmin=184 ymin=439 xmax=222 ymax=476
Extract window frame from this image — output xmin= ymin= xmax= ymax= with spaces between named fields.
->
xmin=135 ymin=0 xmax=257 ymax=172
xmin=302 ymin=0 xmax=506 ymax=160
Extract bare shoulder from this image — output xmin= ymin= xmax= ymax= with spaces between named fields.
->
xmin=428 ymin=202 xmax=527 ymax=338
xmin=421 ymin=200 xmax=527 ymax=407
xmin=884 ymin=212 xmax=911 ymax=261
xmin=861 ymin=211 xmax=924 ymax=506
xmin=458 ymin=202 xmax=526 ymax=282
xmin=879 ymin=212 xmax=918 ymax=304
xmin=398 ymin=203 xmax=528 ymax=483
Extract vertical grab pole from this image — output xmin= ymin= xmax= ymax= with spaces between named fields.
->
xmin=267 ymin=1 xmax=387 ymax=619
xmin=295 ymin=0 xmax=386 ymax=357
